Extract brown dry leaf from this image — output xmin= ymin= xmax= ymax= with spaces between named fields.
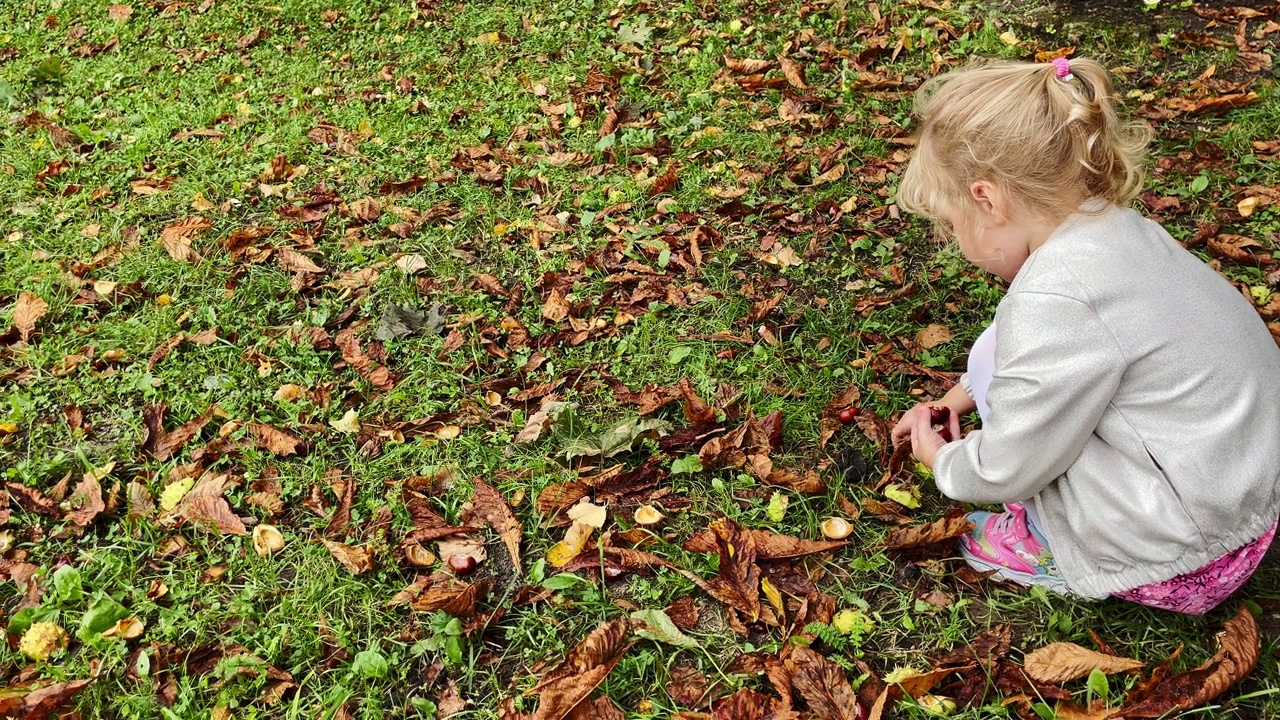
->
xmin=159 ymin=216 xmax=211 ymax=263
xmin=788 ymin=645 xmax=862 ymax=720
xmin=766 ymin=467 xmax=826 ymax=494
xmin=0 ymin=679 xmax=94 ymax=720
xmin=322 ymin=539 xmax=375 ymax=575
xmin=916 ymin=324 xmax=953 ymax=349
xmin=1024 ymin=642 xmax=1144 ymax=684
xmin=526 ymin=619 xmax=633 ymax=720
xmin=690 ymin=518 xmax=761 ymax=621
xmin=889 ymin=667 xmax=960 ymax=698
xmin=1121 ymin=606 xmax=1260 ymax=717
xmin=108 ymin=4 xmax=133 ymax=21
xmin=64 ymin=471 xmax=106 ymax=526
xmin=884 ymin=515 xmax=975 ymax=551
xmin=277 ymin=248 xmax=325 ymax=274
xmin=249 ymin=423 xmax=303 ymax=456
xmin=683 ymin=528 xmax=845 ymax=560
xmin=542 ymin=287 xmax=571 ymax=322
xmin=462 ymin=477 xmax=523 ymax=574
xmin=726 ymin=57 xmax=773 ymax=74
xmin=709 ymin=688 xmax=789 ymax=719
xmin=777 ymin=56 xmax=807 ymax=89
xmin=142 ymin=406 xmax=214 ymax=461
xmin=13 ymin=291 xmax=49 ymax=343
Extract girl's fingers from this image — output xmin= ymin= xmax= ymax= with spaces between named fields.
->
xmin=949 ymin=411 xmax=961 ymax=441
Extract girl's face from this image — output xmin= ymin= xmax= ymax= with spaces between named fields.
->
xmin=945 ymin=211 xmax=1033 ymax=281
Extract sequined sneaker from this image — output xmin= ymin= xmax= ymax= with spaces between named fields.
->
xmin=960 ymin=504 xmax=1072 ymax=593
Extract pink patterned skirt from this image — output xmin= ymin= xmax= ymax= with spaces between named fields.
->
xmin=1113 ymin=520 xmax=1278 ymax=615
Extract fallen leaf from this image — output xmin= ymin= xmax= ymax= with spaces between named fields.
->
xmin=683 ymin=528 xmax=845 ymax=559
xmin=1121 ymin=607 xmax=1260 ymax=717
xmin=916 ymin=324 xmax=953 ymax=349
xmin=322 ymin=539 xmax=374 ymax=575
xmin=12 ymin=292 xmax=49 ymax=343
xmin=884 ymin=515 xmax=975 ymax=551
xmin=0 ymin=679 xmax=93 ymax=720
xmin=330 ymin=409 xmax=361 ymax=434
xmin=395 ymin=253 xmax=428 ymax=275
xmin=159 ymin=216 xmax=211 ymax=263
xmin=788 ymin=645 xmax=864 ymax=720
xmin=542 ymin=287 xmax=571 ymax=322
xmin=515 ymin=400 xmax=571 ymax=443
xmin=249 ymin=423 xmax=303 ymax=456
xmin=526 ymin=619 xmax=633 ymax=720
xmin=1024 ymin=642 xmax=1144 ymax=684
xmin=173 ymin=474 xmax=247 ymax=536
xmin=778 ymin=55 xmax=807 ymax=89
xmin=630 ymin=608 xmax=699 ymax=648
xmin=463 ymin=477 xmax=523 ymax=574
xmin=64 ymin=470 xmax=106 ymax=526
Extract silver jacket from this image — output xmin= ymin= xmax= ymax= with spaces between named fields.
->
xmin=935 ymin=202 xmax=1280 ymax=598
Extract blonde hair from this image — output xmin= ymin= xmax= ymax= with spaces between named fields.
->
xmin=898 ymin=57 xmax=1152 ymax=239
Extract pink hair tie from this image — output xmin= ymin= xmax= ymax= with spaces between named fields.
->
xmin=1051 ymin=57 xmax=1074 ymax=81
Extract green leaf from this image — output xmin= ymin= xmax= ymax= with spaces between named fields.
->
xmin=884 ymin=483 xmax=921 ymax=509
xmin=617 ymin=18 xmax=654 ymax=46
xmin=1189 ymin=175 xmax=1210 ymax=194
xmin=53 ymin=565 xmax=82 ymax=604
xmin=1086 ymin=668 xmax=1109 ymax=701
xmin=542 ymin=573 xmax=588 ymax=591
xmin=136 ymin=649 xmax=152 ymax=678
xmin=78 ymin=593 xmax=130 ymax=641
xmin=671 ymin=455 xmax=703 ymax=474
xmin=1031 ymin=702 xmax=1057 ymax=720
xmin=353 ymin=649 xmax=389 ymax=679
xmin=630 ymin=609 xmax=699 ymax=648
xmin=8 ymin=605 xmax=56 ymax=635
xmin=562 ymin=416 xmax=671 ymax=460
xmin=410 ymin=697 xmax=438 ymax=718
xmin=667 ymin=346 xmax=692 ymax=365
xmin=595 ymin=133 xmax=616 ymax=152
xmin=766 ymin=491 xmax=788 ymax=522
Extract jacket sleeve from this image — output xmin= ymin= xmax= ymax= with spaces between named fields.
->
xmin=933 ymin=291 xmax=1126 ymax=503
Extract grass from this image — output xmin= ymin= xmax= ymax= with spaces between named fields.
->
xmin=1 ymin=0 xmax=1279 ymax=718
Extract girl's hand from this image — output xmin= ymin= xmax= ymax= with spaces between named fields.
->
xmin=909 ymin=407 xmax=961 ymax=471
xmin=891 ymin=403 xmax=945 ymax=446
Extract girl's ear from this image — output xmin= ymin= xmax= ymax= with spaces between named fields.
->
xmin=968 ymin=180 xmax=1007 ymax=223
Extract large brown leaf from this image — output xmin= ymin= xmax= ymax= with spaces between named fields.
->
xmin=463 ymin=477 xmax=523 ymax=574
xmin=171 ymin=473 xmax=246 ymax=535
xmin=691 ymin=518 xmax=761 ymax=621
xmin=142 ymin=405 xmax=214 ymax=461
xmin=12 ymin=291 xmax=49 ymax=343
xmin=683 ymin=528 xmax=846 ymax=560
xmin=0 ymin=679 xmax=93 ymax=720
xmin=249 ymin=423 xmax=304 ymax=456
xmin=1120 ymin=607 xmax=1260 ymax=717
xmin=526 ymin=619 xmax=633 ymax=720
xmin=883 ymin=515 xmax=975 ymax=551
xmin=322 ymin=539 xmax=374 ymax=575
xmin=389 ymin=572 xmax=491 ymax=617
xmin=788 ymin=646 xmax=863 ymax=720
xmin=1024 ymin=642 xmax=1144 ymax=684
xmin=710 ymin=688 xmax=798 ymax=720
xmin=159 ymin=215 xmax=211 ymax=263
xmin=64 ymin=471 xmax=106 ymax=526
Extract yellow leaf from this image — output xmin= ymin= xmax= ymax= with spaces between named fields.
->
xmin=159 ymin=478 xmax=194 ymax=512
xmin=330 ymin=409 xmax=360 ymax=434
xmin=1237 ymin=196 xmax=1260 ymax=217
xmin=999 ymin=30 xmax=1020 ymax=46
xmin=547 ymin=521 xmax=595 ymax=567
xmin=191 ymin=192 xmax=216 ymax=212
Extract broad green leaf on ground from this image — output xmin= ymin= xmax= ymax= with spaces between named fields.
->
xmin=629 ymin=609 xmax=699 ymax=648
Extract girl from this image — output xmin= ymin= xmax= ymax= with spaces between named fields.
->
xmin=890 ymin=57 xmax=1280 ymax=614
